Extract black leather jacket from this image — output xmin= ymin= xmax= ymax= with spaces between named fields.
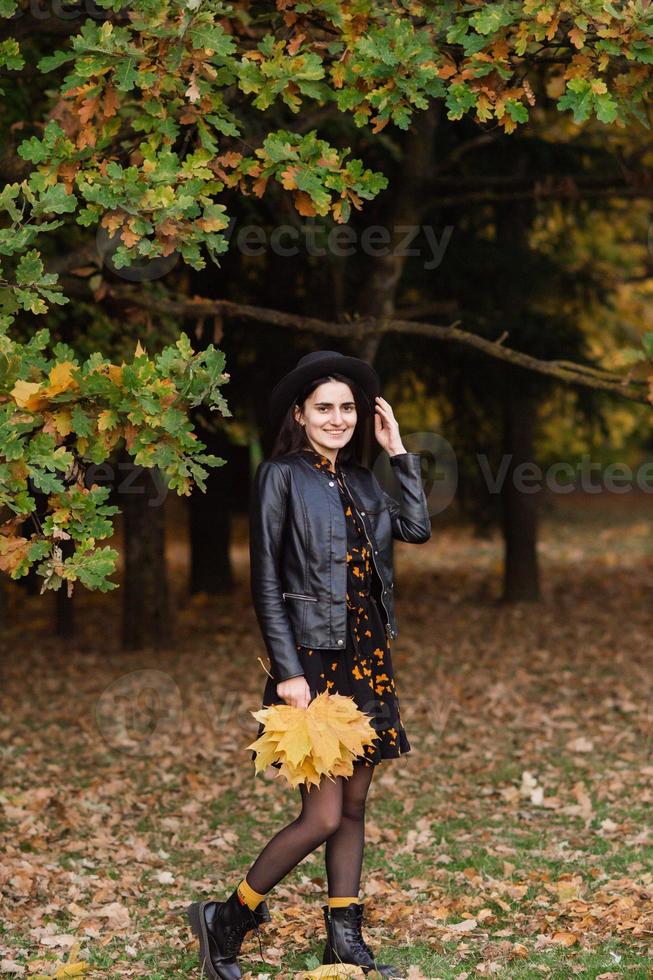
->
xmin=249 ymin=449 xmax=431 ymax=683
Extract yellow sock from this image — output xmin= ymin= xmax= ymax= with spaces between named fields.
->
xmin=236 ymin=876 xmax=268 ymax=911
xmin=328 ymin=896 xmax=360 ymax=909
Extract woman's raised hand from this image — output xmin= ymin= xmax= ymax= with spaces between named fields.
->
xmin=373 ymin=395 xmax=406 ymax=456
xmin=277 ymin=675 xmax=312 ymax=709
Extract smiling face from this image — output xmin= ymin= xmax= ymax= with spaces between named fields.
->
xmin=294 ymin=379 xmax=357 ymax=460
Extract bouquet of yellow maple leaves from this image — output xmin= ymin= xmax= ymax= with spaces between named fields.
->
xmin=247 ymin=691 xmax=380 ymax=789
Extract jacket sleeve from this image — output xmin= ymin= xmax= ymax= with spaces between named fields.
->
xmin=373 ymin=452 xmax=432 ymax=544
xmin=249 ymin=460 xmax=306 ymax=683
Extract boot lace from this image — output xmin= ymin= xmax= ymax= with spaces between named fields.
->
xmin=345 ymin=907 xmax=375 ymax=960
xmin=222 ymin=910 xmax=266 ymax=963
xmin=347 ymin=931 xmax=375 ymax=960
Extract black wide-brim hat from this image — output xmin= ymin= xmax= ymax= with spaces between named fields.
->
xmin=268 ymin=350 xmax=381 ymax=432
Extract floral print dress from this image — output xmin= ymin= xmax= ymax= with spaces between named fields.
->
xmin=254 ymin=445 xmax=411 ymax=769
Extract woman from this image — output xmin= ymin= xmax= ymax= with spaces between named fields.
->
xmin=186 ymin=350 xmax=431 ymax=980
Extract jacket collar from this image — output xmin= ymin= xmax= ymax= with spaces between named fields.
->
xmin=300 ymin=444 xmax=338 ymax=477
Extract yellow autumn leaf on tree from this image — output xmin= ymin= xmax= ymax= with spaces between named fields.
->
xmin=331 ymin=62 xmax=346 ymax=89
xmin=0 ymin=534 xmax=30 ymax=574
xmin=98 ymin=410 xmax=118 ymax=432
xmin=47 ymin=361 xmax=78 ymax=396
xmin=50 ymin=410 xmax=73 ymax=437
xmin=294 ymin=191 xmax=317 ymax=216
xmin=107 ymin=363 xmax=124 ymax=386
xmin=9 ymin=459 xmax=29 ymax=480
xmin=120 ymin=226 xmax=140 ymax=248
xmin=281 ymin=165 xmax=300 ymax=189
xmin=475 ymin=93 xmax=493 ymax=122
xmin=568 ymin=26 xmax=585 ymax=49
xmin=101 ymin=211 xmax=123 ymax=235
xmin=11 ymin=379 xmax=47 ymax=411
xmin=11 ymin=363 xmax=78 ymax=413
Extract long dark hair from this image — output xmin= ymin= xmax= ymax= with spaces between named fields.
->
xmin=269 ymin=372 xmax=375 ymax=466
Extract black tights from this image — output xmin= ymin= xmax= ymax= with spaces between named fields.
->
xmin=245 ymin=761 xmax=375 ymax=898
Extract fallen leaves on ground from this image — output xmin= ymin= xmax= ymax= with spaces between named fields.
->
xmin=31 ymin=942 xmax=90 ymax=979
xmin=2 ymin=498 xmax=653 ymax=975
xmin=296 ymin=965 xmax=366 ymax=978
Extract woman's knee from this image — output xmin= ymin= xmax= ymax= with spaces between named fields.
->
xmin=342 ymin=798 xmax=366 ymax=823
xmin=316 ymin=809 xmax=342 ymax=839
xmin=298 ymin=807 xmax=342 ymax=841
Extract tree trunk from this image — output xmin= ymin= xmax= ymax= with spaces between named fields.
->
xmin=190 ymin=488 xmax=232 ymax=593
xmin=500 ymin=381 xmax=540 ymax=601
xmin=187 ymin=412 xmax=249 ymax=595
xmin=494 ymin=173 xmax=540 ymax=601
xmin=120 ymin=450 xmax=170 ymax=649
xmin=356 ymin=104 xmax=440 ymax=363
xmin=189 ymin=469 xmax=233 ymax=594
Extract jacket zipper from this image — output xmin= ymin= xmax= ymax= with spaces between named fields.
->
xmin=339 ymin=470 xmax=393 ymax=639
xmin=282 ymin=592 xmax=318 ymax=602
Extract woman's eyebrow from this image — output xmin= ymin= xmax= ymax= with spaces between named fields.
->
xmin=314 ymin=401 xmax=356 ymax=407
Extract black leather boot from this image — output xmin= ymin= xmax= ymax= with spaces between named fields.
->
xmin=186 ymin=890 xmax=270 ymax=980
xmin=321 ymin=902 xmax=405 ymax=978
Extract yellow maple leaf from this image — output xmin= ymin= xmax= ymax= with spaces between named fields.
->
xmin=32 ymin=964 xmax=89 ymax=979
xmin=32 ymin=940 xmax=90 ymax=979
xmin=248 ymin=691 xmax=379 ymax=789
xmin=299 ymin=964 xmax=366 ymax=978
